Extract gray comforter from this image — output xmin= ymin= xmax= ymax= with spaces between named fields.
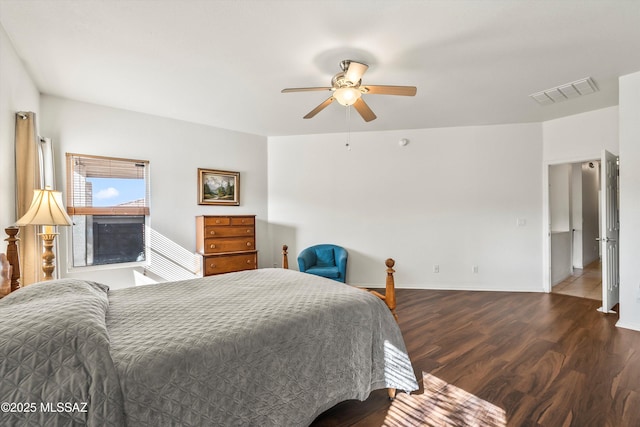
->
xmin=0 ymin=268 xmax=418 ymax=426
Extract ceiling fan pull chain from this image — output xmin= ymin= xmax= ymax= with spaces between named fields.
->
xmin=346 ymin=106 xmax=352 ymax=151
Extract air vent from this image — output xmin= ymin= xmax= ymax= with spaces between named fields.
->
xmin=530 ymin=77 xmax=598 ymax=105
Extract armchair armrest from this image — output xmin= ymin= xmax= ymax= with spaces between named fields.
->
xmin=297 ymin=248 xmax=317 ymax=272
xmin=335 ymin=249 xmax=348 ymax=275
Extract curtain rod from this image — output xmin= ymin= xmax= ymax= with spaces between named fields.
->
xmin=16 ymin=112 xmax=47 ymax=143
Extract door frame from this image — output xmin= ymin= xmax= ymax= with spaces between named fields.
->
xmin=543 ymin=156 xmax=599 ymax=293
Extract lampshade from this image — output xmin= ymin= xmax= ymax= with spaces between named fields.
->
xmin=16 ymin=187 xmax=73 ymax=227
xmin=333 ymin=87 xmax=362 ymax=106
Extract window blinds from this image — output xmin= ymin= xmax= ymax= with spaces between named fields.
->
xmin=65 ymin=153 xmax=150 ymax=216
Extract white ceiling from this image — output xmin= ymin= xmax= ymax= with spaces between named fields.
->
xmin=1 ymin=0 xmax=639 ymax=137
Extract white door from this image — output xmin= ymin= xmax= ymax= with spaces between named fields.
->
xmin=599 ymin=150 xmax=619 ymax=313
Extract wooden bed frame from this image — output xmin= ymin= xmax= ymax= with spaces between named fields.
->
xmin=1 ymin=233 xmax=400 ymax=399
xmin=280 ymin=244 xmax=398 ymax=321
xmin=2 ymin=236 xmax=399 ymax=321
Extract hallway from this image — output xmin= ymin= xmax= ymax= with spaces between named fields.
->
xmin=552 ymin=260 xmax=602 ymax=300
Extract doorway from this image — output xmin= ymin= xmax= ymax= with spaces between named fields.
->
xmin=548 ymin=160 xmax=601 ymax=299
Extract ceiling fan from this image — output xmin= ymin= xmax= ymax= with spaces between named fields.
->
xmin=282 ymin=60 xmax=417 ymax=122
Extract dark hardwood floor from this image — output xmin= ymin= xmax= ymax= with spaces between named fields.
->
xmin=311 ymin=289 xmax=640 ymax=426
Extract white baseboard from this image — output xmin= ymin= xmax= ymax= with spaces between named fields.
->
xmin=359 ymin=282 xmax=544 ymax=293
xmin=615 ymin=320 xmax=640 ymax=332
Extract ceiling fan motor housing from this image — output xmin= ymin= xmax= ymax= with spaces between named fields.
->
xmin=332 ymin=72 xmax=361 ymax=89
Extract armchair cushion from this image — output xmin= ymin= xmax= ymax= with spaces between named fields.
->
xmin=305 ymin=266 xmax=341 ymax=279
xmin=315 ymin=248 xmax=336 ymax=267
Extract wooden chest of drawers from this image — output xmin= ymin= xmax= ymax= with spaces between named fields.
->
xmin=196 ymin=215 xmax=257 ymax=276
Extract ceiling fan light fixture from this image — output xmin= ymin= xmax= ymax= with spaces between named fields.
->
xmin=333 ymin=87 xmax=361 ymax=106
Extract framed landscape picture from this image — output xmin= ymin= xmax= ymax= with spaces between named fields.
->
xmin=198 ymin=168 xmax=240 ymax=206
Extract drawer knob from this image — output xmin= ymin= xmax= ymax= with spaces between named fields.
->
xmin=246 ymin=242 xmax=252 ymax=247
xmin=210 ymin=264 xmax=216 ymax=268
xmin=215 ymin=220 xmax=221 ymax=224
xmin=246 ymin=229 xmax=251 ymax=233
xmin=246 ymin=260 xmax=251 ymax=264
xmin=210 ymin=244 xmax=216 ymax=249
xmin=210 ymin=231 xmax=215 ymax=235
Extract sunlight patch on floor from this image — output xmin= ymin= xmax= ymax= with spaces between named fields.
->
xmin=383 ymin=372 xmax=506 ymax=427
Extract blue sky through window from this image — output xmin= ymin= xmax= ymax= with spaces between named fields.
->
xmin=87 ymin=177 xmax=145 ymax=207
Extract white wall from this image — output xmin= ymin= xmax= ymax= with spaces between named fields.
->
xmin=269 ymin=123 xmax=543 ymax=291
xmin=39 ymin=95 xmax=268 ymax=289
xmin=618 ymin=71 xmax=640 ymax=331
xmin=549 ymin=163 xmax=572 ymax=284
xmin=549 ymin=164 xmax=571 ymax=232
xmin=551 ymin=232 xmax=571 ymax=285
xmin=571 ymin=163 xmax=582 ymax=268
xmin=0 ymin=24 xmax=40 ymax=228
xmin=543 ymin=106 xmax=619 ymax=163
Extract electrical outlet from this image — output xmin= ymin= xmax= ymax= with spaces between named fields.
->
xmin=472 ymin=265 xmax=479 ymax=273
xmin=433 ymin=264 xmax=439 ymax=273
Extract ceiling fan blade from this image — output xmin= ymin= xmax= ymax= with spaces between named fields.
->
xmin=353 ymin=98 xmax=377 ymax=122
xmin=282 ymin=87 xmax=332 ymax=93
xmin=304 ymin=97 xmax=335 ymax=119
xmin=363 ymin=85 xmax=417 ymax=96
xmin=344 ymin=61 xmax=369 ymax=84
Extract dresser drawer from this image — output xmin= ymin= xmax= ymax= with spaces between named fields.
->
xmin=203 ymin=252 xmax=257 ymax=275
xmin=204 ymin=225 xmax=254 ymax=238
xmin=230 ymin=216 xmax=254 ymax=226
xmin=204 ymin=217 xmax=231 ymax=226
xmin=203 ymin=237 xmax=255 ymax=254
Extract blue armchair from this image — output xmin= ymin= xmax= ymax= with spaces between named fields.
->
xmin=297 ymin=244 xmax=348 ymax=283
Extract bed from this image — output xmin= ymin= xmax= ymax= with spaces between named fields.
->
xmin=0 ymin=228 xmax=418 ymax=426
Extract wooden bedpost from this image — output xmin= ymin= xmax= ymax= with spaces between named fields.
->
xmin=366 ymin=258 xmax=398 ymax=323
xmin=385 ymin=258 xmax=398 ymax=322
xmin=282 ymin=244 xmax=289 ymax=269
xmin=385 ymin=258 xmax=398 ymax=401
xmin=5 ymin=227 xmax=21 ymax=292
xmin=384 ymin=258 xmax=398 ymax=400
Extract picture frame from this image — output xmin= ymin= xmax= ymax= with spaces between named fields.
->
xmin=198 ymin=168 xmax=240 ymax=206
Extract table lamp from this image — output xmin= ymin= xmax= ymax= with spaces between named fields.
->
xmin=16 ymin=186 xmax=73 ymax=281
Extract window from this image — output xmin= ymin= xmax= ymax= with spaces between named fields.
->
xmin=66 ymin=153 xmax=150 ymax=267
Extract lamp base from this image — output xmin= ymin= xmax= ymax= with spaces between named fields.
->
xmin=39 ymin=232 xmax=58 ymax=281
